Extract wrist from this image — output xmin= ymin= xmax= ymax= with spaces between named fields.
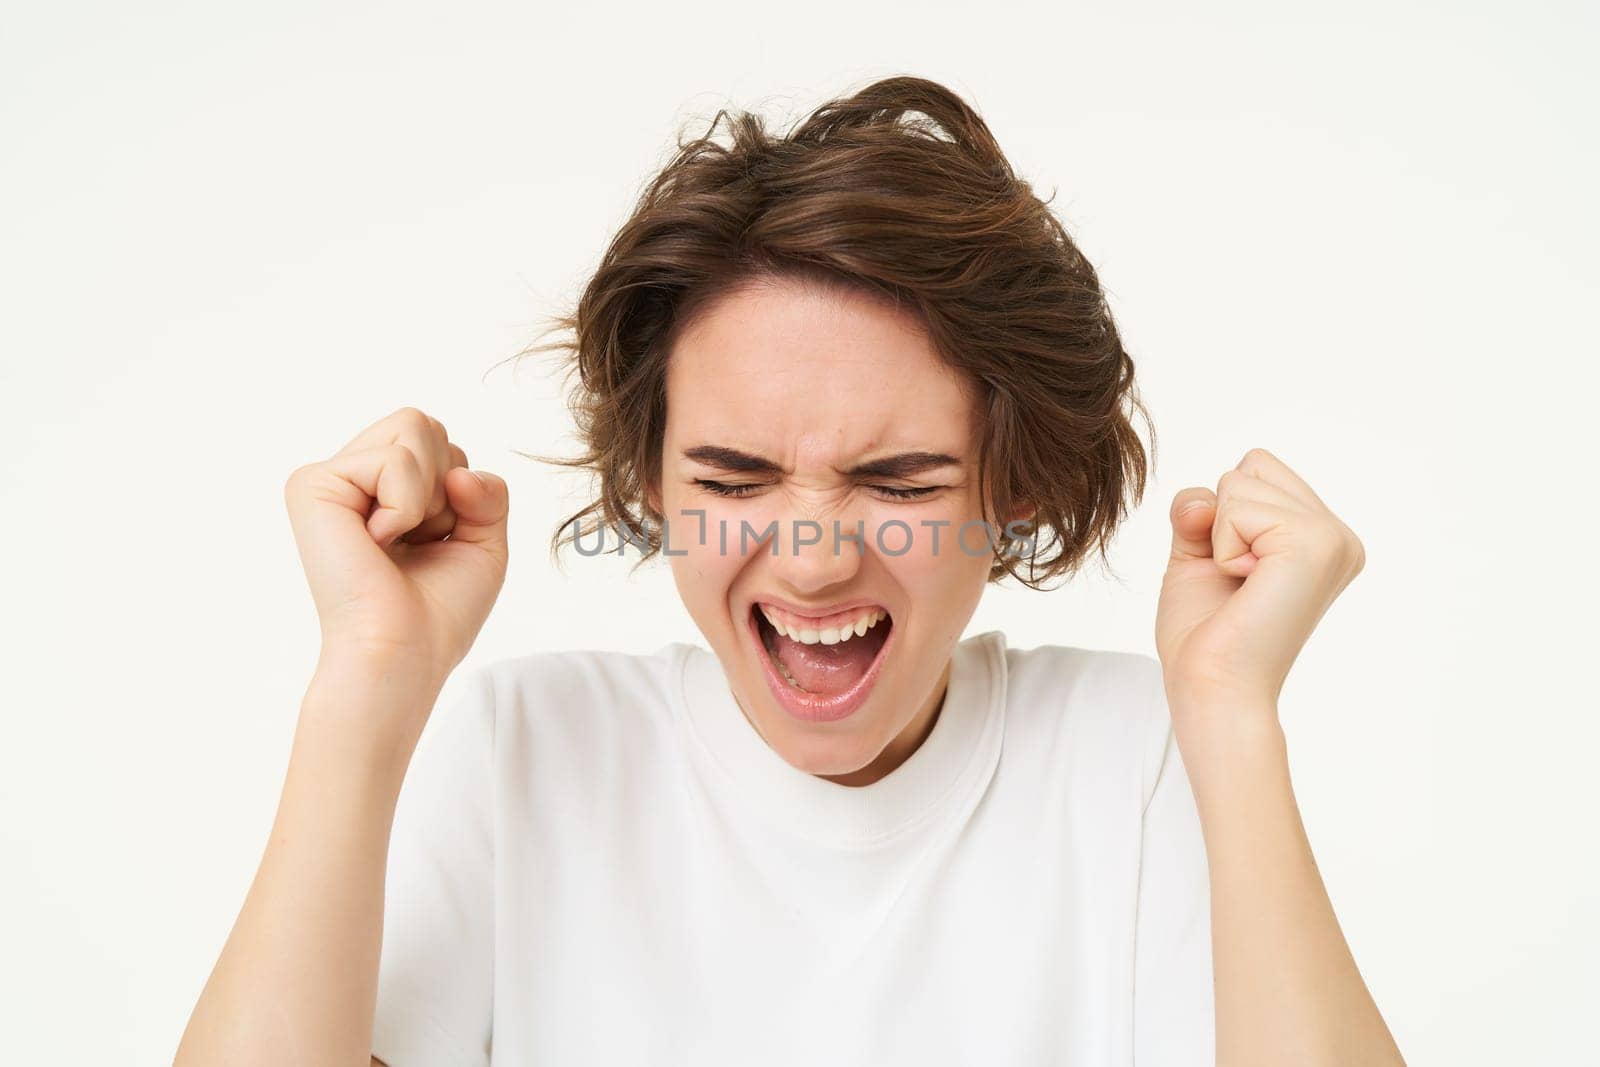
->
xmin=293 ymin=660 xmax=444 ymax=797
xmin=1168 ymin=698 xmax=1291 ymax=805
xmin=314 ymin=643 xmax=447 ymax=697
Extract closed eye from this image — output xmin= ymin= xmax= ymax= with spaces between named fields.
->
xmin=694 ymin=479 xmax=766 ymax=499
xmin=693 ymin=479 xmax=940 ymax=501
xmin=870 ymin=484 xmax=939 ymax=500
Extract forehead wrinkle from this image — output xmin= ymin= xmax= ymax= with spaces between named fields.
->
xmin=672 ymin=374 xmax=977 ymax=470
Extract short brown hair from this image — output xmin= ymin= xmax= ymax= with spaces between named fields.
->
xmin=515 ymin=74 xmax=1154 ymax=589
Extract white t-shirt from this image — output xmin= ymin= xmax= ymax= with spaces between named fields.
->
xmin=371 ymin=630 xmax=1214 ymax=1066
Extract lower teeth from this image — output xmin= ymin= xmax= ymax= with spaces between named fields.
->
xmin=776 ymin=655 xmax=807 ymax=691
xmin=762 ymin=624 xmax=810 ymax=692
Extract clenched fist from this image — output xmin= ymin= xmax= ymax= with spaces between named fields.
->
xmin=1156 ymin=447 xmax=1365 ymax=723
xmin=283 ymin=406 xmax=510 ymax=698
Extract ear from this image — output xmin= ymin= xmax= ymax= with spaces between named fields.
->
xmin=645 ymin=477 xmax=663 ymax=518
xmin=1006 ymin=499 xmax=1036 ymax=525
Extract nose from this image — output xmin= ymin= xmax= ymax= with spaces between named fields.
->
xmin=765 ymin=509 xmax=867 ymax=596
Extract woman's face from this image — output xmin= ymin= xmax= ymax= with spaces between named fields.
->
xmin=655 ymin=276 xmax=1001 ymax=785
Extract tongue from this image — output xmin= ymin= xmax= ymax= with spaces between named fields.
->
xmin=773 ymin=627 xmax=884 ymax=695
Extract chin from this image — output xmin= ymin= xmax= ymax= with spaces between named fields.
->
xmin=754 ymin=707 xmax=898 ymax=778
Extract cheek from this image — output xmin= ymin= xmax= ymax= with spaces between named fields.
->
xmin=662 ymin=497 xmax=749 ymax=609
xmin=869 ymin=500 xmax=993 ymax=608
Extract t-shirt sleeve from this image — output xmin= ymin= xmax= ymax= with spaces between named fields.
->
xmin=1132 ymin=664 xmax=1216 ymax=1066
xmin=370 ymin=665 xmax=496 ymax=1067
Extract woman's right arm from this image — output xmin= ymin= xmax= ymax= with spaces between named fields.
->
xmin=175 ymin=407 xmax=510 ymax=1067
xmin=175 ymin=659 xmax=430 ymax=1067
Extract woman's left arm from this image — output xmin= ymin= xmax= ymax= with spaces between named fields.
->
xmin=1156 ymin=447 xmax=1405 ymax=1067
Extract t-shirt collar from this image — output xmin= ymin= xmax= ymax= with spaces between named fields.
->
xmin=671 ymin=631 xmax=1007 ymax=848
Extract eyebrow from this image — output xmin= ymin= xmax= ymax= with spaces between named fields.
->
xmin=681 ymin=445 xmax=962 ymax=479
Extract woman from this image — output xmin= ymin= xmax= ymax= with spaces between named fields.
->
xmin=177 ymin=76 xmax=1404 ymax=1065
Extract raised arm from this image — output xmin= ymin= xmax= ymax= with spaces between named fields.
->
xmin=176 ymin=407 xmax=510 ymax=1066
xmin=1155 ymin=447 xmax=1404 ymax=1067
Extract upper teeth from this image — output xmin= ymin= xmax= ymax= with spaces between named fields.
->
xmin=759 ymin=605 xmax=887 ymax=645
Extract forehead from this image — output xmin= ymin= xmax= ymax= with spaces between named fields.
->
xmin=663 ymin=278 xmax=979 ymax=463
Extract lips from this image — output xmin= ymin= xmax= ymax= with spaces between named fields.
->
xmin=747 ymin=601 xmax=895 ymax=723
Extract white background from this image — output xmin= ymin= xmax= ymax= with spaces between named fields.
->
xmin=3 ymin=1 xmax=1595 ymax=1062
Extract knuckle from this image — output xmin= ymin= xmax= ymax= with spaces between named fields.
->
xmin=283 ymin=462 xmax=315 ymax=498
xmin=382 ymin=445 xmax=427 ymax=511
xmin=1307 ymin=520 xmax=1361 ymax=574
xmin=1308 ymin=520 xmax=1342 ymax=552
xmin=382 ymin=440 xmax=415 ymax=464
xmin=384 ymin=438 xmax=421 ymax=466
xmin=394 ymin=405 xmax=431 ymax=432
xmin=1345 ymin=528 xmax=1367 ymax=574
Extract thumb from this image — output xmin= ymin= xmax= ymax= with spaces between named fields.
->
xmin=443 ymin=468 xmax=510 ymax=554
xmin=1168 ymin=489 xmax=1217 ymax=562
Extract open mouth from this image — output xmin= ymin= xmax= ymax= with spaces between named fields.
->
xmin=747 ymin=600 xmax=895 ymax=723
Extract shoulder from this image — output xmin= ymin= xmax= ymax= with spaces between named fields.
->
xmin=447 ymin=642 xmax=692 ymax=766
xmin=1003 ymin=638 xmax=1164 ymax=709
xmin=475 ymin=643 xmax=685 ymax=710
xmin=997 ymin=636 xmax=1174 ymax=808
